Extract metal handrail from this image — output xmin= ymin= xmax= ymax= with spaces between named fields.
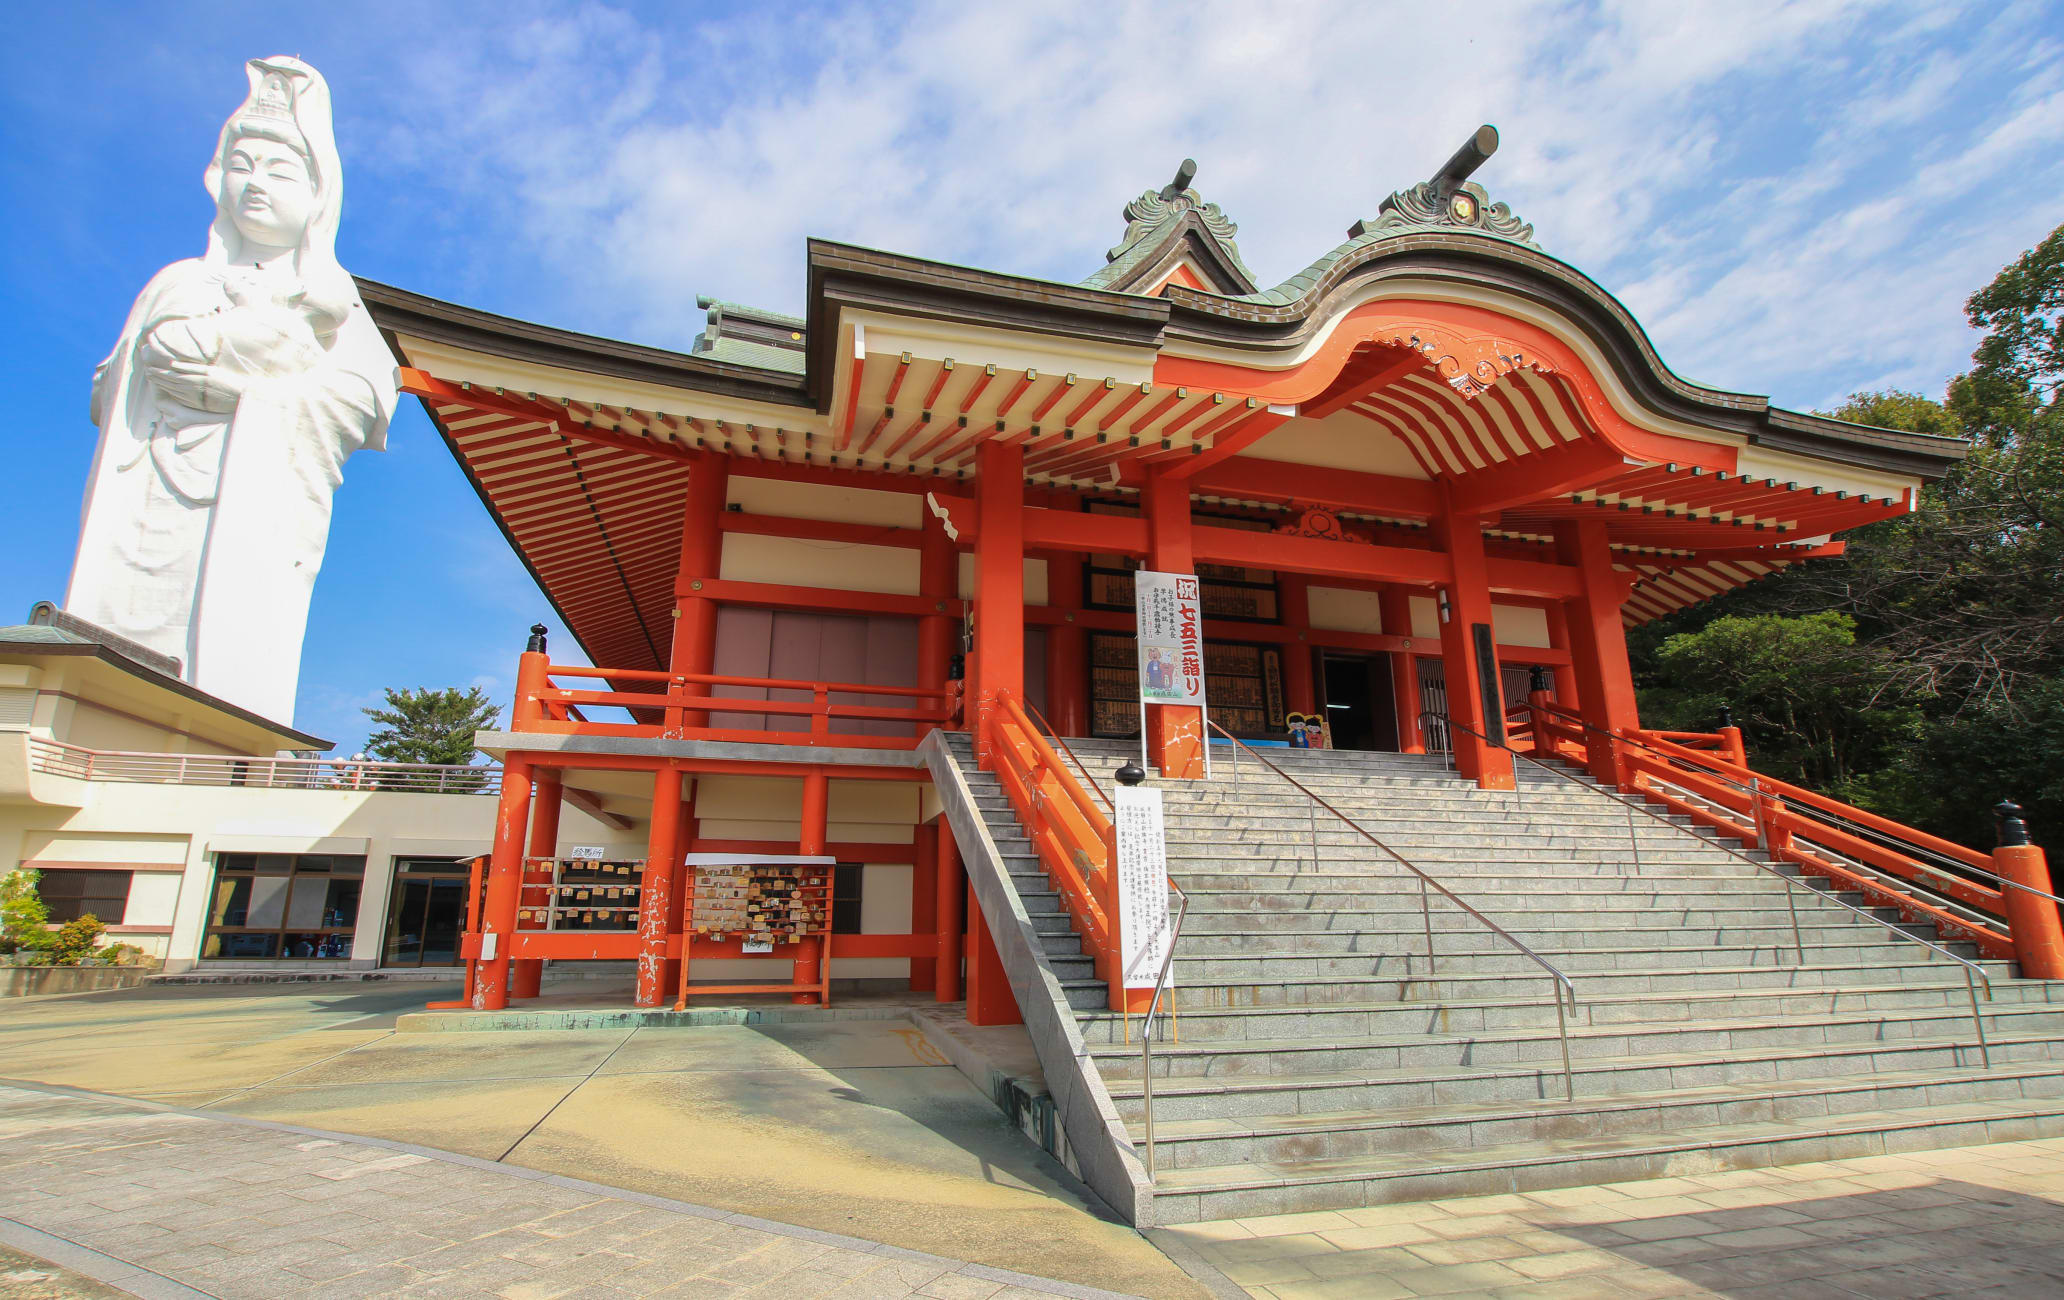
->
xmin=1204 ymin=717 xmax=1580 ymax=1102
xmin=1532 ymin=708 xmax=2061 ymax=911
xmin=1432 ymin=709 xmax=1994 ymax=1067
xmin=1138 ymin=883 xmax=1188 ymax=1179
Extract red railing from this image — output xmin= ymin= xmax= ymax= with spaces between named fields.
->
xmin=1526 ymin=700 xmax=2027 ymax=960
xmin=985 ymin=689 xmax=1123 ymax=1008
xmin=511 ymin=653 xmax=956 ymax=750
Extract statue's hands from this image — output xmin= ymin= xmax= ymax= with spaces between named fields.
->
xmin=140 ymin=336 xmax=245 ymax=413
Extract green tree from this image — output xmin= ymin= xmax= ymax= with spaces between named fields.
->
xmin=1629 ymin=222 xmax=2064 ymax=850
xmin=361 ymin=687 xmax=502 ymax=786
xmin=0 ymin=869 xmax=52 ymax=956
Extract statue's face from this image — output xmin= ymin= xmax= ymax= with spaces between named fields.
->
xmin=220 ymin=134 xmax=314 ymax=249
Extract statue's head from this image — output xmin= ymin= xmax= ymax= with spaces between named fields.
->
xmin=204 ymin=57 xmax=342 ymax=271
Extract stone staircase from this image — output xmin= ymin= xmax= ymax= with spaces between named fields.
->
xmin=940 ymin=732 xmax=2064 ymax=1225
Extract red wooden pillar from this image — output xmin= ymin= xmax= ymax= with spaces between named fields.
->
xmin=935 ymin=816 xmax=964 ymax=1001
xmin=511 ymin=769 xmax=562 ymax=1000
xmin=1043 ymin=493 xmax=1090 ymax=738
xmin=917 ymin=505 xmax=957 ymax=725
xmin=1432 ymin=502 xmax=1515 ymax=790
xmin=1378 ymin=586 xmax=1426 ymax=754
xmin=634 ymin=766 xmax=681 ymax=1007
xmin=471 ymin=755 xmax=533 ymax=1011
xmin=1554 ymin=518 xmax=1641 ymax=786
xmin=910 ymin=820 xmax=937 ymax=993
xmin=671 ymin=453 xmax=730 ymax=724
xmin=1278 ymin=575 xmax=1316 ymax=718
xmin=973 ymin=442 xmax=1025 ymax=767
xmin=965 ymin=882 xmax=1021 ymax=1025
xmin=1144 ymin=467 xmax=1204 ymax=779
xmin=664 ymin=790 xmax=698 ymax=996
xmin=791 ymin=771 xmax=830 ymax=1004
xmin=1542 ymin=600 xmax=1582 ymax=713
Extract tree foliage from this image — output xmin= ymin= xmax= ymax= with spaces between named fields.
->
xmin=361 ymin=687 xmax=502 ymax=770
xmin=1630 ymin=222 xmax=2064 ymax=849
xmin=0 ymin=869 xmax=51 ymax=956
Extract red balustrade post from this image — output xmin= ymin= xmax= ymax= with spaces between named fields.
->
xmin=634 ymin=766 xmax=682 ymax=1007
xmin=917 ymin=506 xmax=959 ymax=735
xmin=1717 ymin=706 xmax=1748 ymax=767
xmin=1994 ymin=801 xmax=2064 ymax=980
xmin=471 ymin=755 xmax=533 ymax=1011
xmin=513 ymin=639 xmax=551 ymax=729
xmin=791 ymin=771 xmax=830 ymax=1004
xmin=935 ymin=817 xmax=964 ymax=1002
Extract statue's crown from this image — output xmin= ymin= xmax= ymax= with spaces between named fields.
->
xmin=244 ymin=58 xmax=307 ymax=124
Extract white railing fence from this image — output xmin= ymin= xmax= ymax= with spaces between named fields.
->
xmin=26 ymin=737 xmax=502 ymax=795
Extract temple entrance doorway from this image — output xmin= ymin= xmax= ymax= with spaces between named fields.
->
xmin=1319 ymin=652 xmax=1399 ymax=752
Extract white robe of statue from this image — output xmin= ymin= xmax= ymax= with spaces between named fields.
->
xmin=65 ymin=56 xmax=397 ymax=726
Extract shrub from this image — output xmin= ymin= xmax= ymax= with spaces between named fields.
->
xmin=47 ymin=915 xmax=106 ymax=967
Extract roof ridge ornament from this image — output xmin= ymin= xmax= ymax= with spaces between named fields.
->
xmin=1098 ymin=157 xmax=1256 ymax=288
xmin=1350 ymin=125 xmax=1538 ymax=249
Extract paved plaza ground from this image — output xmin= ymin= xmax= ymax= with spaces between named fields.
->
xmin=5 ymin=982 xmax=2064 ymax=1299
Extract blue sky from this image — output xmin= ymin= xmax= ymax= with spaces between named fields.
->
xmin=4 ymin=1 xmax=2061 ymax=752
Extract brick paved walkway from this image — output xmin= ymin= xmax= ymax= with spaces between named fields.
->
xmin=0 ymin=1084 xmax=1148 ymax=1300
xmin=1158 ymin=1138 xmax=2064 ymax=1298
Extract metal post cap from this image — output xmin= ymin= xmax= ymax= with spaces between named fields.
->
xmin=1528 ymin=665 xmax=1549 ymax=692
xmin=1719 ymin=704 xmax=1735 ymax=729
xmin=1115 ymin=761 xmax=1147 ymax=787
xmin=1996 ymin=799 xmax=2031 ymax=848
xmin=525 ymin=623 xmax=549 ymax=653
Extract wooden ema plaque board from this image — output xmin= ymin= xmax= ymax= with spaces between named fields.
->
xmin=675 ymin=854 xmax=836 ymax=1008
xmin=517 ymin=856 xmax=644 ymax=932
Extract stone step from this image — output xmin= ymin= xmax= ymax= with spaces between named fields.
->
xmin=1070 ymin=979 xmax=2059 ymax=1043
xmin=1176 ymin=906 xmax=1904 ymax=935
xmin=1134 ymin=1061 xmax=2064 ymax=1171
xmin=1142 ymin=1093 xmax=2064 ymax=1222
xmin=1103 ymin=1028 xmax=2058 ymax=1121
xmin=1091 ymin=1004 xmax=2056 ymax=1080
xmin=1170 ymin=921 xmax=1917 ymax=955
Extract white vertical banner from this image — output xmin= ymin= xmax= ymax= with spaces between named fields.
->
xmin=1115 ymin=784 xmax=1174 ymax=989
xmin=1133 ymin=569 xmax=1210 ymax=774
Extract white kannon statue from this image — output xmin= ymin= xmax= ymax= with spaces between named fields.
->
xmin=65 ymin=56 xmax=397 ymax=726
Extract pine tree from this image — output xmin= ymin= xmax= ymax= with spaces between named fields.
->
xmin=361 ymin=687 xmax=502 ymax=770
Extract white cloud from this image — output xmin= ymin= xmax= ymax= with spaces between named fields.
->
xmin=359 ymin=0 xmax=2063 ymax=412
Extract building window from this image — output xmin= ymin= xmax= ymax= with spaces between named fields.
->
xmin=35 ymin=869 xmax=131 ymax=925
xmin=831 ymin=863 xmax=863 ymax=934
xmin=202 ymin=853 xmax=364 ymax=960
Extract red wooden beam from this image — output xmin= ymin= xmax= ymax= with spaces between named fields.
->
xmin=838 ymin=328 xmax=867 ymax=451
